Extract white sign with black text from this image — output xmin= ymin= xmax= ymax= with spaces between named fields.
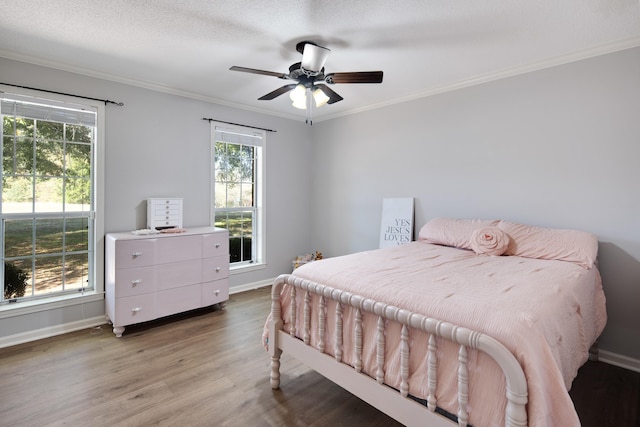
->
xmin=379 ymin=198 xmax=414 ymax=248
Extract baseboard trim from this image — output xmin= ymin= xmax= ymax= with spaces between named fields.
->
xmin=598 ymin=350 xmax=640 ymax=373
xmin=0 ymin=316 xmax=106 ymax=349
xmin=229 ymin=278 xmax=274 ymax=294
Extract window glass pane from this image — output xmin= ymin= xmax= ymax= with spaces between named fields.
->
xmin=2 ymin=176 xmax=33 ymax=213
xmin=214 ymin=182 xmax=227 ymax=209
xmin=241 ymin=183 xmax=254 ymax=206
xmin=35 ymin=217 xmax=63 ymax=255
xmin=66 ymin=124 xmax=93 ymax=143
xmin=35 ymin=139 xmax=64 ymax=177
xmin=66 ymin=178 xmax=91 ymax=210
xmin=242 ymin=213 xmax=253 ymax=239
xmin=35 ymin=256 xmax=63 ymax=294
xmin=3 ymin=116 xmax=34 ymax=137
xmin=64 ymin=253 xmax=89 ymax=290
xmin=35 ymin=177 xmax=63 ymax=212
xmin=4 ymin=260 xmax=32 ymax=300
xmin=66 ymin=217 xmax=89 ymax=252
xmin=226 ymin=185 xmax=241 ymax=208
xmin=225 ymin=211 xmax=244 ymax=238
xmin=65 ymin=143 xmax=91 ymax=177
xmin=4 ymin=219 xmax=33 ymax=257
xmin=241 ymin=157 xmax=254 ymax=182
xmin=213 ymin=211 xmax=228 ymax=230
xmin=3 ymin=137 xmax=33 ymax=176
xmin=36 ymin=120 xmax=63 ymax=140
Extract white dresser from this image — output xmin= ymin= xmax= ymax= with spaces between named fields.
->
xmin=105 ymin=226 xmax=229 ymax=337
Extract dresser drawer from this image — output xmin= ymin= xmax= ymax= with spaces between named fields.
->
xmin=113 ymin=294 xmax=156 ymax=326
xmin=202 ymin=279 xmax=229 ymax=306
xmin=152 ymin=201 xmax=181 ymax=213
xmin=113 ymin=266 xmax=157 ymax=297
xmin=156 ymin=235 xmax=202 ymax=264
xmin=156 ymin=259 xmax=203 ymax=291
xmin=156 ymin=284 xmax=202 ymax=317
xmin=202 ymin=232 xmax=229 ymax=258
xmin=202 ymin=255 xmax=229 ymax=282
xmin=114 ymin=239 xmax=157 ymax=268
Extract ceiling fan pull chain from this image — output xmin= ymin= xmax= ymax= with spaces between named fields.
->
xmin=306 ymin=87 xmax=313 ymax=125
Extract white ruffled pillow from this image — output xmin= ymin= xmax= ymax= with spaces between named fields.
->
xmin=470 ymin=227 xmax=510 ymax=256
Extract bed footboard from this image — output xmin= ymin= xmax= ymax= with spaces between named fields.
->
xmin=269 ymin=274 xmax=528 ymax=427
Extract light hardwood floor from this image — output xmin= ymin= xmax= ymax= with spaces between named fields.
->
xmin=0 ymin=287 xmax=637 ymax=426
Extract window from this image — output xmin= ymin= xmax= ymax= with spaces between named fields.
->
xmin=211 ymin=123 xmax=264 ymax=268
xmin=1 ymin=90 xmax=102 ymax=304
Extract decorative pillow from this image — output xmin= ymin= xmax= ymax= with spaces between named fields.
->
xmin=470 ymin=227 xmax=510 ymax=256
xmin=418 ymin=217 xmax=499 ymax=250
xmin=496 ymin=220 xmax=598 ymax=269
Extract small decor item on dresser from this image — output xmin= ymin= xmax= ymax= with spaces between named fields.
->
xmin=147 ymin=198 xmax=183 ymax=230
xmin=293 ymin=251 xmax=323 ymax=271
xmin=160 ymin=228 xmax=187 ymax=233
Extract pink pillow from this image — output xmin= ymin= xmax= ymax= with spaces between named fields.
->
xmin=418 ymin=217 xmax=499 ymax=250
xmin=497 ymin=220 xmax=598 ymax=269
xmin=470 ymin=227 xmax=510 ymax=256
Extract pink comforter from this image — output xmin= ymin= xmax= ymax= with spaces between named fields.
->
xmin=267 ymin=242 xmax=607 ymax=426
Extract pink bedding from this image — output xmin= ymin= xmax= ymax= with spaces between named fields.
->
xmin=266 ymin=241 xmax=607 ymax=426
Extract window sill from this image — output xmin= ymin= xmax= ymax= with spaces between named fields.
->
xmin=0 ymin=291 xmax=104 ymax=319
xmin=230 ymin=262 xmax=266 ymax=275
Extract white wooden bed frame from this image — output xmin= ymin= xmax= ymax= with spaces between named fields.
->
xmin=269 ymin=274 xmax=529 ymax=427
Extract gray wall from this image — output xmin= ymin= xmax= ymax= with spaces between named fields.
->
xmin=0 ymin=57 xmax=314 ymax=339
xmin=309 ymin=46 xmax=640 ymax=359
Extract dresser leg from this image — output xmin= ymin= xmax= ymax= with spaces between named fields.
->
xmin=113 ymin=326 xmax=125 ymax=338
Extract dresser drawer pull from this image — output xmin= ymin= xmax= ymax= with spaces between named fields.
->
xmin=214 ymin=290 xmax=220 ymax=296
xmin=215 ymin=267 xmax=221 ymax=272
xmin=132 ymin=252 xmax=142 ymax=258
xmin=131 ymin=307 xmax=142 ymax=313
xmin=131 ymin=279 xmax=142 ymax=286
xmin=215 ymin=243 xmax=220 ymax=248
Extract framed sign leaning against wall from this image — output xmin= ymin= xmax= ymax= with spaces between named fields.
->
xmin=379 ymin=198 xmax=414 ymax=248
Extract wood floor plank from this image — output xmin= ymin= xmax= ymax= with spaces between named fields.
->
xmin=0 ymin=287 xmax=637 ymax=427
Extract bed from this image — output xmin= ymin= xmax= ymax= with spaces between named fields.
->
xmin=263 ymin=218 xmax=607 ymax=426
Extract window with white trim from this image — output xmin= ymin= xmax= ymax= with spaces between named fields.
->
xmin=211 ymin=123 xmax=265 ymax=268
xmin=1 ymin=91 xmax=101 ymax=304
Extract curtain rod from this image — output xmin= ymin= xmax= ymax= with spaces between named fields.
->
xmin=202 ymin=117 xmax=276 ymax=133
xmin=0 ymin=82 xmax=124 ymax=106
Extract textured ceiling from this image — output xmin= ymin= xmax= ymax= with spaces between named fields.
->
xmin=1 ymin=0 xmax=639 ymax=123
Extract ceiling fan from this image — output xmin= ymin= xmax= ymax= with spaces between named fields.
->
xmin=230 ymin=41 xmax=383 ymax=123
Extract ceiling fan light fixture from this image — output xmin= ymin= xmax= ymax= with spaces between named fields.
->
xmin=291 ymin=99 xmax=307 ymax=109
xmin=312 ymin=88 xmax=330 ymax=107
xmin=289 ymin=84 xmax=306 ymax=103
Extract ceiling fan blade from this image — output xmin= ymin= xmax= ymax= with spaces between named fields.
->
xmin=258 ymin=84 xmax=298 ymax=100
xmin=314 ymin=84 xmax=343 ymax=104
xmin=301 ymin=43 xmax=331 ymax=73
xmin=230 ymin=66 xmax=288 ymax=79
xmin=325 ymin=71 xmax=384 ymax=84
